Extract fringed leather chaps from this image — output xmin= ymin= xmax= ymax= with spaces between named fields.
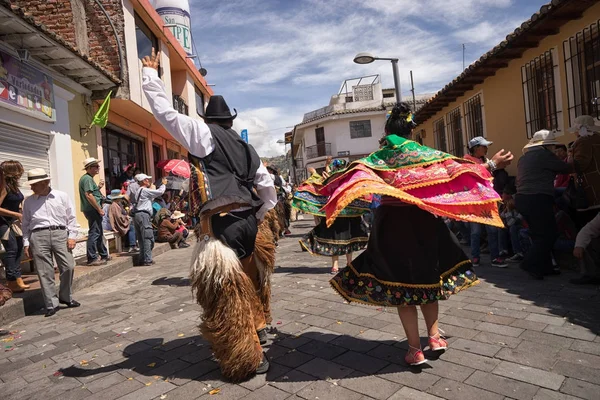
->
xmin=190 ymin=202 xmax=264 ymax=382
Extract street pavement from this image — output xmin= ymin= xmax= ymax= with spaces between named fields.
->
xmin=0 ymin=218 xmax=599 ymax=400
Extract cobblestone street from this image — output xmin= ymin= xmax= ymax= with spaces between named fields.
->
xmin=0 ymin=219 xmax=599 ymax=400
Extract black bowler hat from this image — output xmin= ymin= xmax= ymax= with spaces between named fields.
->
xmin=203 ymin=95 xmax=237 ymax=120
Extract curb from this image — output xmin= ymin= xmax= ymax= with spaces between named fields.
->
xmin=0 ymin=243 xmax=172 ymax=325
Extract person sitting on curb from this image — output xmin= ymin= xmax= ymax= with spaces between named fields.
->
xmin=157 ymin=210 xmax=189 ymax=249
xmin=572 ymin=212 xmax=600 ymax=285
xmin=132 ymin=174 xmax=167 ymax=266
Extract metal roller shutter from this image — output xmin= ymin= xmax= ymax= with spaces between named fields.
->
xmin=0 ymin=123 xmax=51 ymax=195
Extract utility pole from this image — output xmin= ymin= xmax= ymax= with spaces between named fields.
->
xmin=462 ymin=43 xmax=466 ymax=71
xmin=410 ymin=71 xmax=416 ymax=111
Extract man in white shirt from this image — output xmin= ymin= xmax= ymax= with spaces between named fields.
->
xmin=132 ymin=173 xmax=167 ymax=266
xmin=141 ymin=48 xmax=276 ymax=381
xmin=22 ymin=169 xmax=80 ymax=317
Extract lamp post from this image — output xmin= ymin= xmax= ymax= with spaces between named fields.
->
xmin=276 ymin=139 xmax=291 ymax=181
xmin=354 ymin=52 xmax=401 ymax=103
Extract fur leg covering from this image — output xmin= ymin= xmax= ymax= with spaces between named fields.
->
xmin=275 ymin=201 xmax=287 ymax=236
xmin=265 ymin=209 xmax=281 ymax=243
xmin=255 ymin=222 xmax=276 ymax=324
xmin=190 ymin=237 xmax=262 ymax=382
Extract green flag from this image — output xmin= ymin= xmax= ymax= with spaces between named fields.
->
xmin=89 ymin=90 xmax=112 ymax=129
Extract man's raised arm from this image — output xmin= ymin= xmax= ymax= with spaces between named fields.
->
xmin=141 ymin=48 xmax=214 ymax=158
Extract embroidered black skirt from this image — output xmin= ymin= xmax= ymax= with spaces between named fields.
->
xmin=330 ymin=205 xmax=478 ymax=307
xmin=299 ymin=216 xmax=368 ymax=256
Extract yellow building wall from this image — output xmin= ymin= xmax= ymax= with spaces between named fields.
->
xmin=418 ymin=2 xmax=600 ymax=177
xmin=68 ymin=93 xmax=100 ymax=229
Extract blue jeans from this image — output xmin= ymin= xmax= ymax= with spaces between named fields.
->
xmin=127 ymin=227 xmax=137 ymax=248
xmin=470 ymin=222 xmax=500 ymax=259
xmin=84 ymin=210 xmax=108 ymax=263
xmin=0 ymin=224 xmax=23 ymax=280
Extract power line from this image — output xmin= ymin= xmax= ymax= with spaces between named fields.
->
xmin=245 ymin=125 xmax=294 ymax=135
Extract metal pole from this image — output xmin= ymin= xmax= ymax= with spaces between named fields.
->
xmin=462 ymin=44 xmax=466 ymax=71
xmin=391 ymin=59 xmax=402 ymax=103
xmin=410 ymin=70 xmax=416 ymax=111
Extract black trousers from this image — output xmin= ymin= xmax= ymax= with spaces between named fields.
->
xmin=211 ymin=209 xmax=257 ymax=259
xmin=515 ymin=194 xmax=556 ymax=276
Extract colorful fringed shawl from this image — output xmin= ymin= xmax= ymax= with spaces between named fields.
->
xmin=295 ymin=135 xmax=503 ymax=227
xmin=292 ymin=172 xmax=371 ymax=218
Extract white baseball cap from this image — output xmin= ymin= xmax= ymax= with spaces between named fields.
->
xmin=135 ymin=173 xmax=152 ymax=182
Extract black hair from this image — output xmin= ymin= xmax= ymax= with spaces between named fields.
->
xmin=555 ymin=144 xmax=567 ymax=152
xmin=384 ymin=102 xmax=415 ymax=139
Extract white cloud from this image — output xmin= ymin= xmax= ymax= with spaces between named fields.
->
xmin=189 ymin=0 xmax=543 ymax=158
xmin=232 ymin=107 xmax=305 ymax=158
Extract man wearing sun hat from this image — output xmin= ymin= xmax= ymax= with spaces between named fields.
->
xmin=79 ymin=157 xmax=109 ymax=266
xmin=515 ymin=130 xmax=574 ymax=280
xmin=21 ymin=168 xmax=80 ymax=317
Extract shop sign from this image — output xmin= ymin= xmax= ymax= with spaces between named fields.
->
xmin=0 ymin=49 xmax=55 ymax=121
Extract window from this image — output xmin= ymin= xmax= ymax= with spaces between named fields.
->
xmin=349 ymin=120 xmax=372 ymax=139
xmin=173 ymin=95 xmax=189 ymax=116
xmin=382 ymin=93 xmax=395 ymax=98
xmin=445 ymin=108 xmax=464 ymax=156
xmin=433 ymin=118 xmax=447 ymax=152
xmin=102 ymin=129 xmax=145 ymax=193
xmin=521 ymin=49 xmax=560 ymax=137
xmin=152 ymin=144 xmax=162 ymax=179
xmin=167 ymin=148 xmax=180 ymax=160
xmin=463 ymin=94 xmax=484 ymax=140
xmin=135 ymin=13 xmax=159 ymax=65
xmin=563 ymin=20 xmax=600 ymax=123
xmin=195 ymin=87 xmax=205 ymax=117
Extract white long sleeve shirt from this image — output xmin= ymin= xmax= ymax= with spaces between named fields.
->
xmin=141 ymin=67 xmax=277 ymax=220
xmin=575 ymin=213 xmax=600 ymax=249
xmin=22 ymin=189 xmax=78 ymax=247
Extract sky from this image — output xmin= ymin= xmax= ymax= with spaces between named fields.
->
xmin=188 ymin=0 xmax=550 ymax=157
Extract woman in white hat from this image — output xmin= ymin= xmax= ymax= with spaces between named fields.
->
xmin=569 ymin=115 xmax=600 ymax=225
xmin=516 ymin=130 xmax=573 ymax=280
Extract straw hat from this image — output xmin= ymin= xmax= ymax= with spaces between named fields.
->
xmin=26 ymin=168 xmax=51 ymax=185
xmin=82 ymin=157 xmax=101 ymax=169
xmin=523 ymin=129 xmax=562 ymax=151
xmin=568 ymin=115 xmax=600 ymax=137
xmin=171 ymin=210 xmax=186 ymax=220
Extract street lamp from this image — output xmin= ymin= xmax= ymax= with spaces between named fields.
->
xmin=353 ymin=52 xmax=401 ymax=103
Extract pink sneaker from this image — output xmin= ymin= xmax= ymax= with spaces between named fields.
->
xmin=405 ymin=345 xmax=428 ymax=366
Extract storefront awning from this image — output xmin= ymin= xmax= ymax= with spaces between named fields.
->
xmin=0 ymin=4 xmax=119 ymax=92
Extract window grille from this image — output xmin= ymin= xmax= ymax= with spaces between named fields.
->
xmin=349 ymin=120 xmax=372 ymax=139
xmin=521 ymin=49 xmax=560 ymax=138
xmin=463 ymin=94 xmax=484 ymax=140
xmin=433 ymin=118 xmax=447 ymax=152
xmin=563 ymin=20 xmax=600 ymax=123
xmin=446 ymin=108 xmax=464 ymax=156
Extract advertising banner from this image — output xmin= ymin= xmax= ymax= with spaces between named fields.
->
xmin=0 ymin=49 xmax=55 ymax=120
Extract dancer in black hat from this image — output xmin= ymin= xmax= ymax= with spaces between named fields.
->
xmin=141 ymin=48 xmax=277 ymax=382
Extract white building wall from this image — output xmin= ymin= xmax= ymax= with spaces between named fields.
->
xmin=300 ymin=111 xmax=386 ymax=166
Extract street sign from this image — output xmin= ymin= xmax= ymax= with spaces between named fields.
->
xmin=241 ymin=129 xmax=248 ymax=143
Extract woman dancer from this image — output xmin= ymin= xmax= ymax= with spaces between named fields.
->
xmin=295 ymin=159 xmax=369 ymax=273
xmin=322 ymin=103 xmax=512 ymax=365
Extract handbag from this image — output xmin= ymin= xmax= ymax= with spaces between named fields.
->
xmin=563 ymin=174 xmax=589 ymax=210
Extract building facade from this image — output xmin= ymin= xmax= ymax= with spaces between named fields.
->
xmin=0 ymin=0 xmax=212 ymax=227
xmin=414 ymin=0 xmax=599 ymax=177
xmin=0 ymin=0 xmax=119 ymax=213
xmin=292 ymin=75 xmax=431 ymax=182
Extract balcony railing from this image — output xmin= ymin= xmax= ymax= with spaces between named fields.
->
xmin=306 ymin=143 xmax=331 ymax=160
xmin=173 ymin=95 xmax=189 ymax=116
